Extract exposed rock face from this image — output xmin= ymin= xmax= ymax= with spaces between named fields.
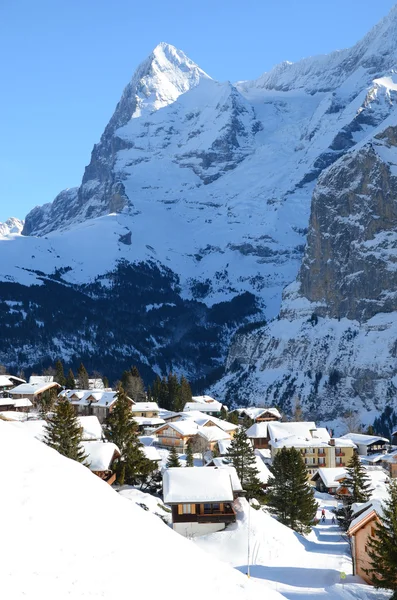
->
xmin=299 ymin=129 xmax=397 ymax=321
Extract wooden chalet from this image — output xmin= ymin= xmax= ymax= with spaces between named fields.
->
xmin=231 ymin=407 xmax=281 ymax=425
xmin=245 ymin=422 xmax=270 ymax=449
xmin=348 ymin=501 xmax=383 ymax=583
xmin=9 ymin=381 xmax=61 ymax=406
xmin=63 ymin=390 xmax=134 ymax=423
xmin=163 ymin=467 xmax=236 ymax=536
xmin=82 ymin=441 xmax=121 ymax=485
xmin=154 ymin=420 xmax=200 ymax=453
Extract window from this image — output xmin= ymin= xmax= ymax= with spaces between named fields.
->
xmin=181 ymin=504 xmax=192 ymax=514
xmin=305 ymin=457 xmax=315 ymax=465
xmin=319 ymin=458 xmax=325 ymax=465
xmin=204 ymin=503 xmax=211 ymax=513
xmin=212 ymin=503 xmax=221 ymax=512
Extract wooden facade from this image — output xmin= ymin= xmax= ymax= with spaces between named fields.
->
xmin=171 ymin=502 xmax=236 ymax=525
xmin=348 ymin=510 xmax=381 ymax=583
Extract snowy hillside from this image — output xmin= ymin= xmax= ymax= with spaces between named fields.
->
xmin=0 ymin=420 xmax=283 ymax=600
xmin=2 ymin=7 xmax=397 ymax=405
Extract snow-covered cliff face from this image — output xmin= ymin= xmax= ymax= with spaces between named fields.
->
xmin=216 ymin=119 xmax=397 ymax=431
xmin=3 ymin=8 xmax=397 ymax=403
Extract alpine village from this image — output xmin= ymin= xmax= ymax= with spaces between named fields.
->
xmin=2 ymin=4 xmax=397 ymax=600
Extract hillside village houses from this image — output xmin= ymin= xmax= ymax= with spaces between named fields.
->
xmin=231 ymin=407 xmax=282 ymax=424
xmin=183 ymin=395 xmax=224 ymax=416
xmin=8 ymin=376 xmax=61 ymax=407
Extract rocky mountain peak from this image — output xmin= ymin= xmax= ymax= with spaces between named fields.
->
xmin=0 ymin=217 xmax=24 ymax=237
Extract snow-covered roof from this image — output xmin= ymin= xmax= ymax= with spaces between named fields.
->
xmin=349 ymin=499 xmax=384 ymax=532
xmin=206 ymin=459 xmax=243 ymax=493
xmin=217 ymin=439 xmax=232 ymax=455
xmin=29 ymin=375 xmax=54 ymax=384
xmin=156 ymin=420 xmax=200 ymax=437
xmin=9 ymin=381 xmax=60 ymax=396
xmin=194 ymin=415 xmax=238 ymax=433
xmin=68 ymin=390 xmax=118 ymax=408
xmin=254 ymin=456 xmax=272 ymax=485
xmin=77 ymin=416 xmax=103 ymax=441
xmin=198 ymin=426 xmax=231 ymax=443
xmin=0 ymin=410 xmax=29 ymax=421
xmin=268 ymin=421 xmax=317 ymax=442
xmin=132 ymin=416 xmax=165 ymax=427
xmin=313 ymin=467 xmax=347 ymax=489
xmin=82 ymin=442 xmax=120 ymax=471
xmin=381 ymin=449 xmax=397 ymax=463
xmin=142 ymin=446 xmax=162 ymax=462
xmin=246 ymin=422 xmax=268 ymax=438
xmin=13 ymin=398 xmax=33 ymax=408
xmin=184 ymin=400 xmax=222 ymax=413
xmin=0 ymin=375 xmax=16 ymax=388
xmin=255 ymin=448 xmax=271 ymax=461
xmin=163 ymin=467 xmax=234 ymax=504
xmin=191 ymin=395 xmax=221 ymax=405
xmin=0 ymin=397 xmax=18 ymax=406
xmin=130 ymin=402 xmax=159 ymax=412
xmin=233 ymin=407 xmax=281 ymax=420
xmin=340 ymin=433 xmax=389 ymax=445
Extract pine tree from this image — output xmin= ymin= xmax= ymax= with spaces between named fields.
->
xmin=159 ymin=376 xmax=171 ymax=410
xmin=220 ymin=405 xmax=228 ymax=421
xmin=167 ymin=373 xmax=180 ymax=411
xmin=65 ymin=369 xmax=76 ymax=389
xmin=227 ymin=411 xmax=239 ymax=425
xmin=77 ymin=363 xmax=89 ymax=389
xmin=345 ymin=452 xmax=373 ymax=504
xmin=38 ymin=389 xmax=57 ymax=418
xmin=266 ymin=446 xmax=317 ymax=534
xmin=105 ymin=386 xmax=151 ymax=485
xmin=54 ymin=359 xmax=66 ymax=387
xmin=103 ymin=375 xmax=109 ymax=389
xmin=166 ymin=445 xmax=181 ymax=468
xmin=365 ymin=479 xmax=397 ymax=595
xmin=151 ymin=376 xmax=162 ymax=403
xmin=226 ymin=428 xmax=263 ymax=500
xmin=179 ymin=375 xmax=192 ymax=410
xmin=44 ymin=398 xmax=87 ymax=463
xmin=185 ymin=440 xmax=194 ymax=467
xmin=335 ymin=502 xmax=354 ymax=531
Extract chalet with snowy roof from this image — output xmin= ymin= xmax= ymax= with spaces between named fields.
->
xmin=130 ymin=402 xmax=159 ymax=418
xmin=246 ymin=422 xmax=270 ymax=449
xmin=29 ymin=375 xmax=54 ymax=385
xmin=205 ymin=459 xmax=244 ymax=496
xmin=268 ymin=422 xmax=356 ymax=475
xmin=193 ymin=415 xmax=237 ymax=436
xmin=348 ymin=500 xmax=383 ymax=584
xmin=381 ymin=449 xmax=397 ymax=477
xmin=9 ymin=381 xmax=61 ymax=406
xmin=63 ymin=390 xmax=133 ymax=423
xmin=183 ymin=395 xmax=223 ymax=416
xmin=132 ymin=416 xmax=165 ymax=433
xmin=217 ymin=438 xmax=232 ymax=456
xmin=0 ymin=374 xmax=25 ymax=395
xmin=311 ymin=467 xmax=347 ymax=494
xmin=0 ymin=396 xmax=32 ymax=413
xmin=82 ymin=441 xmax=120 ymax=485
xmin=163 ymin=467 xmax=236 ymax=536
xmin=340 ymin=433 xmax=389 ymax=456
xmin=197 ymin=426 xmax=231 ymax=451
xmin=154 ymin=420 xmax=200 ymax=453
xmin=230 ymin=407 xmax=281 ymax=424
xmin=142 ymin=445 xmax=162 ymax=468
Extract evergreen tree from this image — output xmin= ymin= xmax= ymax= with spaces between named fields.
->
xmin=159 ymin=376 xmax=171 ymax=411
xmin=365 ymin=479 xmax=397 ymax=596
xmin=103 ymin=376 xmax=109 ymax=389
xmin=54 ymin=359 xmax=66 ymax=387
xmin=166 ymin=445 xmax=181 ymax=468
xmin=38 ymin=389 xmax=57 ymax=418
xmin=168 ymin=373 xmax=181 ymax=412
xmin=227 ymin=411 xmax=239 ymax=425
xmin=266 ymin=446 xmax=317 ymax=534
xmin=65 ymin=369 xmax=76 ymax=390
xmin=77 ymin=362 xmax=89 ymax=389
xmin=345 ymin=452 xmax=373 ymax=504
xmin=105 ymin=386 xmax=151 ymax=484
xmin=185 ymin=440 xmax=194 ymax=467
xmin=335 ymin=502 xmax=354 ymax=531
xmin=226 ymin=428 xmax=263 ymax=500
xmin=151 ymin=375 xmax=162 ymax=403
xmin=242 ymin=415 xmax=254 ymax=429
xmin=179 ymin=375 xmax=192 ymax=410
xmin=44 ymin=398 xmax=87 ymax=463
xmin=220 ymin=405 xmax=228 ymax=421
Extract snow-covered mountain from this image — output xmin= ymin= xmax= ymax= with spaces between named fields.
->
xmin=2 ymin=6 xmax=397 ymax=417
xmin=0 ymin=217 xmax=24 ymax=236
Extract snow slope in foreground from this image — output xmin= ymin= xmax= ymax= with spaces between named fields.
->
xmin=194 ymin=498 xmax=390 ymax=600
xmin=0 ymin=422 xmax=284 ymax=600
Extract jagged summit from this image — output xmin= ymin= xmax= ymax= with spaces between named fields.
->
xmin=0 ymin=217 xmax=24 ymax=237
xmin=240 ymin=3 xmax=397 ymax=94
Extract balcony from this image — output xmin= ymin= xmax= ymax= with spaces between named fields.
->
xmin=317 ymin=452 xmax=326 ymax=457
xmin=335 ymin=452 xmax=345 ymax=457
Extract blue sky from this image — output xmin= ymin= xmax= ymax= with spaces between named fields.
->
xmin=0 ymin=0 xmax=396 ymax=221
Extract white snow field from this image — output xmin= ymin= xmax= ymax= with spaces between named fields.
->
xmin=194 ymin=496 xmax=390 ymax=600
xmin=0 ymin=421 xmax=284 ymax=600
